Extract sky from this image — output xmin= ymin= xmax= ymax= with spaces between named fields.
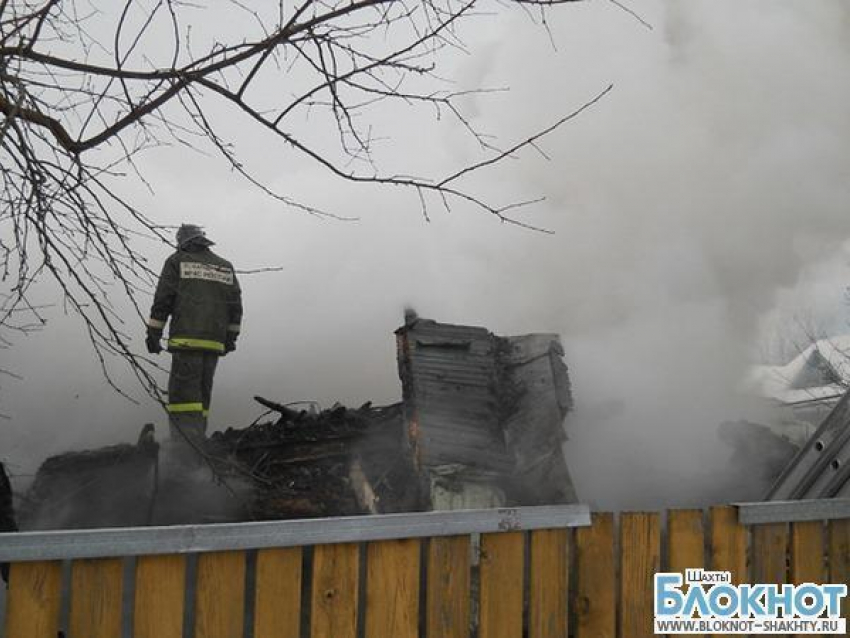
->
xmin=2 ymin=0 xmax=850 ymax=510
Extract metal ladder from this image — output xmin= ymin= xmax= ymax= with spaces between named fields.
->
xmin=767 ymin=389 xmax=850 ymax=499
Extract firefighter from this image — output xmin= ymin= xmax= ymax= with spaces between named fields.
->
xmin=146 ymin=224 xmax=242 ymax=447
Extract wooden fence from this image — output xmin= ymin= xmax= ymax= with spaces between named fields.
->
xmin=0 ymin=501 xmax=849 ymax=638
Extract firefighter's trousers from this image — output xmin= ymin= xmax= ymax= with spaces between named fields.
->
xmin=167 ymin=350 xmax=219 ymax=444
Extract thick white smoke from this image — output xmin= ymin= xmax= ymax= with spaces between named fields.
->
xmin=447 ymin=0 xmax=850 ymax=508
xmin=3 ymin=1 xmax=850 ymax=512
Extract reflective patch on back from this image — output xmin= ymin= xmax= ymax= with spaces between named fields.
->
xmin=180 ymin=261 xmax=234 ymax=285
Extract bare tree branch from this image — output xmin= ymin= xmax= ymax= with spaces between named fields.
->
xmin=1 ymin=0 xmax=599 ymax=407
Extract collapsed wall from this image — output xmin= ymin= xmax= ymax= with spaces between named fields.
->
xmin=396 ymin=316 xmax=577 ymax=509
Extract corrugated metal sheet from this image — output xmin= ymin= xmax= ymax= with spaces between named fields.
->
xmin=396 ymin=317 xmax=577 ymax=503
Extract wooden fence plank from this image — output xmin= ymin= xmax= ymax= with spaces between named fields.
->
xmin=667 ymin=509 xmax=704 ymax=638
xmin=710 ymin=506 xmax=747 ymax=584
xmin=366 ymin=538 xmax=420 ymax=638
xmin=828 ymin=519 xmax=850 ymax=629
xmin=195 ymin=551 xmax=247 ymax=638
xmin=710 ymin=507 xmax=749 ymax=638
xmin=529 ymin=528 xmax=568 ymax=638
xmin=791 ymin=522 xmax=825 ymax=638
xmin=751 ymin=523 xmax=788 ymax=585
xmin=68 ymin=558 xmax=124 ymax=638
xmin=790 ymin=521 xmax=824 ymax=584
xmin=134 ymin=554 xmax=187 ymax=638
xmin=426 ymin=535 xmax=470 ymax=638
xmin=311 ymin=542 xmax=359 ymax=638
xmin=668 ymin=509 xmax=704 ymax=573
xmin=620 ymin=513 xmax=660 ymax=638
xmin=4 ymin=561 xmax=62 ymax=638
xmin=752 ymin=524 xmax=788 ymax=638
xmin=479 ymin=531 xmax=524 ymax=638
xmin=254 ymin=547 xmax=302 ymax=638
xmin=575 ymin=513 xmax=615 ymax=638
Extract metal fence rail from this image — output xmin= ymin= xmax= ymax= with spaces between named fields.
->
xmin=0 ymin=504 xmax=591 ymax=562
xmin=736 ymin=497 xmax=850 ymax=524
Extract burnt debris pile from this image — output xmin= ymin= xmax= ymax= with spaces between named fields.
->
xmin=19 ymin=400 xmax=418 ymax=529
xmin=19 ymin=439 xmax=159 ymax=529
xmin=17 ymin=314 xmax=579 ymax=529
xmin=207 ymin=398 xmax=419 ymax=520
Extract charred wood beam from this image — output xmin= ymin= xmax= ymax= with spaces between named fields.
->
xmin=253 ymin=395 xmax=301 ymax=421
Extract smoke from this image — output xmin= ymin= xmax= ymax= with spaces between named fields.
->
xmin=18 ymin=441 xmax=251 ymax=530
xmin=451 ymin=0 xmax=850 ymax=509
xmin=4 ymin=1 xmax=850 ymax=513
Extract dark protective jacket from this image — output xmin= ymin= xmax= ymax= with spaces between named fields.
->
xmin=148 ymin=247 xmax=242 ymax=353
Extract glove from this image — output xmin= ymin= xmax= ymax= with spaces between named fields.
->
xmin=146 ymin=329 xmax=163 ymax=354
xmin=225 ymin=332 xmax=237 ymax=354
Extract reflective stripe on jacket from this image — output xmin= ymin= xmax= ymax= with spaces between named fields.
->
xmin=148 ymin=247 xmax=242 ymax=351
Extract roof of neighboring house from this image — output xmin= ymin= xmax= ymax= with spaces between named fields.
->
xmin=746 ymin=335 xmax=850 ymax=405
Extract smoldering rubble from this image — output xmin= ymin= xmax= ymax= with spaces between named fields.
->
xmin=12 ymin=311 xmax=823 ymax=530
xmin=16 ymin=315 xmax=579 ymax=530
